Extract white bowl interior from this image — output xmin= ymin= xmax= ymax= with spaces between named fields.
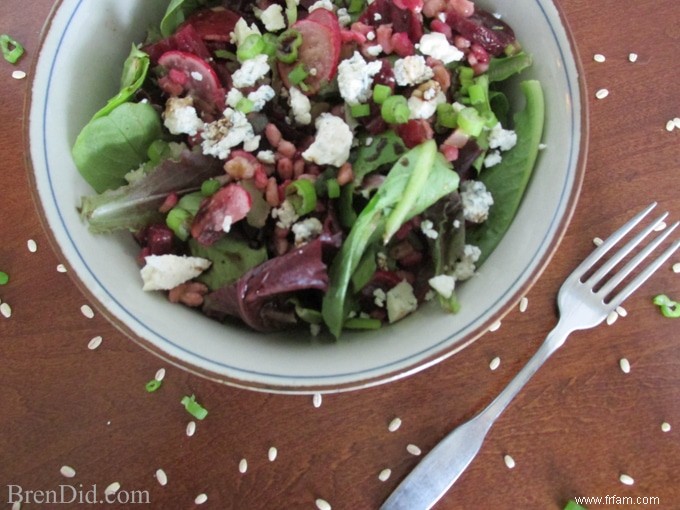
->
xmin=29 ymin=0 xmax=584 ymax=392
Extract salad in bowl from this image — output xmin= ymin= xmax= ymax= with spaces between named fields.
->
xmin=72 ymin=0 xmax=544 ymax=338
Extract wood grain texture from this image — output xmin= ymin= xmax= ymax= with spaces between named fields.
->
xmin=1 ymin=0 xmax=679 ymax=509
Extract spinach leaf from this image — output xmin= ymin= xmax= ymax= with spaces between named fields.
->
xmin=160 ymin=0 xmax=210 ymax=38
xmin=189 ymin=236 xmax=268 ymax=291
xmin=73 ymin=102 xmax=163 ymax=193
xmin=466 ymin=80 xmax=545 ymax=265
xmin=322 ymin=141 xmax=460 ymax=337
xmin=352 ymin=130 xmax=407 ymax=184
xmin=92 ymin=45 xmax=150 ymax=120
xmin=487 ymin=52 xmax=533 ymax=83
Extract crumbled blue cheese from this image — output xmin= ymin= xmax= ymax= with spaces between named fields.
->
xmin=337 ymin=7 xmax=352 ymax=26
xmin=309 ymin=0 xmax=335 ymax=12
xmin=231 ymin=18 xmax=261 ymax=46
xmin=247 ymin=84 xmax=275 ymax=111
xmin=256 ymin=150 xmax=276 ymax=164
xmin=337 ymin=51 xmax=383 ymax=105
xmin=483 ymin=150 xmax=502 ymax=168
xmin=420 ymin=219 xmax=439 ymax=239
xmin=386 ymin=280 xmax=418 ymax=323
xmin=428 ymin=274 xmax=456 ymax=299
xmin=257 ymin=4 xmax=286 ymax=31
xmin=460 ymin=180 xmax=494 ymax=223
xmin=201 ymin=108 xmax=255 ymax=160
xmin=408 ymin=88 xmax=446 ymax=119
xmin=141 ymin=255 xmax=211 ymax=291
xmin=292 ymin=217 xmax=323 ymax=246
xmin=365 ymin=44 xmax=384 ymax=57
xmin=289 ymin=86 xmax=312 ymax=125
xmin=453 ymin=245 xmax=481 ymax=281
xmin=232 ymin=54 xmax=270 ymax=88
xmin=302 ymin=113 xmax=354 ymax=167
xmin=373 ymin=288 xmax=387 ymax=308
xmin=393 ymin=56 xmax=434 ymax=86
xmin=163 ymin=97 xmax=204 ymax=136
xmin=271 ymin=199 xmax=299 ymax=229
xmin=417 ymin=32 xmax=465 ymax=64
xmin=488 ymin=122 xmax=518 ymax=151
xmin=242 ymin=134 xmax=261 ymax=152
xmin=226 ymin=88 xmax=244 ymax=108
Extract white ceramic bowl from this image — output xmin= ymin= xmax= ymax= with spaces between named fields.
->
xmin=28 ymin=0 xmax=587 ymax=393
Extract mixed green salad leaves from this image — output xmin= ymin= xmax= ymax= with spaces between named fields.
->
xmin=73 ymin=0 xmax=544 ymax=337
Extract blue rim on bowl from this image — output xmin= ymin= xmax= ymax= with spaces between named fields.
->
xmin=26 ymin=0 xmax=588 ymax=393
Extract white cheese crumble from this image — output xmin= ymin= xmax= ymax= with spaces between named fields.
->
xmin=483 ymin=150 xmax=502 ymax=168
xmin=271 ymin=199 xmax=299 ymax=229
xmin=222 ymin=215 xmax=233 ymax=233
xmin=309 ymin=0 xmax=335 ymax=12
xmin=420 ymin=219 xmax=439 ymax=239
xmin=393 ymin=56 xmax=434 ymax=86
xmin=231 ymin=54 xmax=270 ymax=88
xmin=337 ymin=7 xmax=352 ymax=27
xmin=386 ymin=280 xmax=418 ymax=323
xmin=292 ymin=217 xmax=323 ymax=246
xmin=242 ymin=134 xmax=261 ymax=152
xmin=258 ymin=4 xmax=286 ymax=32
xmin=256 ymin=150 xmax=276 ymax=164
xmin=302 ymin=113 xmax=354 ymax=167
xmin=365 ymin=44 xmax=384 ymax=57
xmin=231 ymin=18 xmax=261 ymax=47
xmin=247 ymin=84 xmax=275 ymax=111
xmin=373 ymin=288 xmax=387 ymax=308
xmin=163 ymin=97 xmax=204 ymax=136
xmin=417 ymin=32 xmax=464 ymax=64
xmin=288 ymin=86 xmax=312 ymax=125
xmin=337 ymin=51 xmax=383 ymax=105
xmin=488 ymin=122 xmax=517 ymax=151
xmin=408 ymin=90 xmax=446 ymax=119
xmin=226 ymin=88 xmax=244 ymax=108
xmin=141 ymin=255 xmax=211 ymax=291
xmin=428 ymin=274 xmax=455 ymax=298
xmin=460 ymin=180 xmax=494 ymax=223
xmin=201 ymin=108 xmax=255 ymax=160
xmin=453 ymin=244 xmax=481 ymax=281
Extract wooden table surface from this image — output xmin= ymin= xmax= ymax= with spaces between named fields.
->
xmin=1 ymin=1 xmax=679 ymax=509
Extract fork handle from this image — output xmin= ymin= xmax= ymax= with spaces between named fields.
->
xmin=380 ymin=320 xmax=573 ymax=510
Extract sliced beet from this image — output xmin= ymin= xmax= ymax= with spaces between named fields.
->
xmin=180 ymin=7 xmax=241 ymax=42
xmin=143 ymin=23 xmax=212 ymax=64
xmin=158 ymin=50 xmax=226 ymax=113
xmin=446 ymin=8 xmax=516 ymax=56
xmin=191 ymin=184 xmax=253 ymax=245
xmin=278 ymin=16 xmax=341 ymax=94
xmin=359 ymin=0 xmax=423 ymax=43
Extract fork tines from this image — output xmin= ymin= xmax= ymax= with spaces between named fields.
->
xmin=575 ymin=202 xmax=680 ymax=306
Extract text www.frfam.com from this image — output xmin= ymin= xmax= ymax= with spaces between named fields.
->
xmin=7 ymin=484 xmax=150 ymax=505
xmin=574 ymin=495 xmax=661 ymax=506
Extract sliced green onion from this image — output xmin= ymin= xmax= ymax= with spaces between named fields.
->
xmin=653 ymin=294 xmax=680 ymax=318
xmin=458 ymin=66 xmax=474 ymax=87
xmin=350 ymin=103 xmax=371 ymax=118
xmin=237 ymin=33 xmax=265 ymax=62
xmin=276 ymin=29 xmax=303 ymax=64
xmin=381 ymin=95 xmax=410 ymax=124
xmin=287 ymin=63 xmax=309 ymax=86
xmin=285 ymin=0 xmax=298 ymax=25
xmin=181 ymin=394 xmax=208 ymax=420
xmin=0 ymin=271 xmax=9 ymax=285
xmin=467 ymin=83 xmax=486 ymax=105
xmin=201 ymin=178 xmax=221 ymax=196
xmin=436 ymin=103 xmax=458 ymax=129
xmin=236 ymin=97 xmax=255 ymax=114
xmin=0 ymin=34 xmax=25 ymax=64
xmin=344 ymin=317 xmax=382 ymax=330
xmin=213 ymin=49 xmax=238 ymax=61
xmin=326 ymin=178 xmax=341 ymax=199
xmin=563 ymin=501 xmax=588 ymax=510
xmin=145 ymin=379 xmax=162 ymax=392
xmin=372 ymin=84 xmax=392 ymax=104
xmin=286 ymin=179 xmax=317 ymax=216
xmin=456 ymin=107 xmax=484 ymax=137
xmin=166 ymin=207 xmax=192 ymax=241
xmin=262 ymin=33 xmax=278 ymax=57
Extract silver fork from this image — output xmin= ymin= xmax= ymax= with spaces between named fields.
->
xmin=381 ymin=202 xmax=680 ymax=510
